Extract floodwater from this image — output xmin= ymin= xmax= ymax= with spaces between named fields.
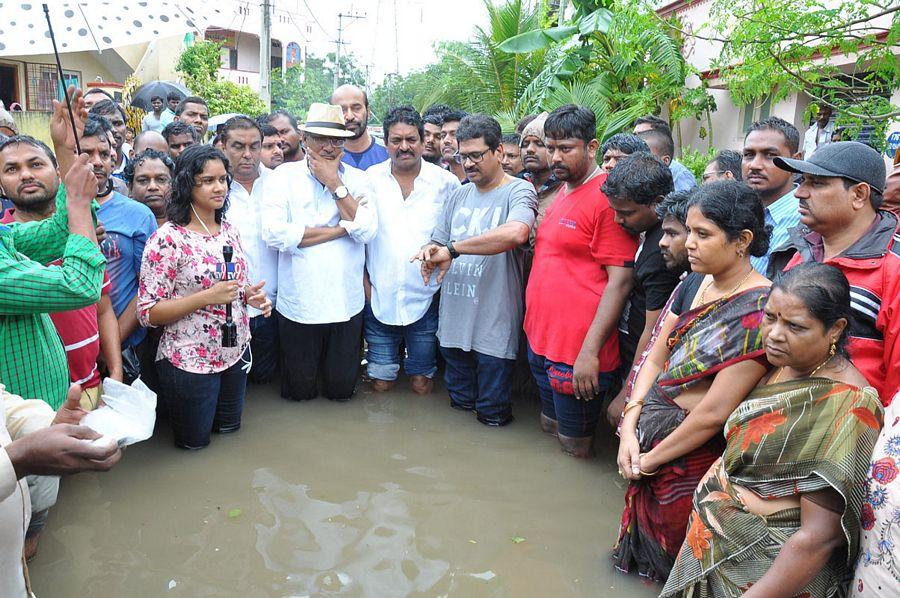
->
xmin=29 ymin=378 xmax=659 ymax=598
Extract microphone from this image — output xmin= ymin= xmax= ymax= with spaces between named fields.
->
xmin=221 ymin=244 xmax=237 ymax=347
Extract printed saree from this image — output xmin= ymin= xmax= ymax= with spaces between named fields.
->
xmin=614 ymin=286 xmax=770 ymax=581
xmin=661 ymin=379 xmax=883 ymax=598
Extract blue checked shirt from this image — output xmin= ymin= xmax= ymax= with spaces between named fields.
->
xmin=751 ymin=188 xmax=800 ymax=276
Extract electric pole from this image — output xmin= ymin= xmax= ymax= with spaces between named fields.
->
xmin=334 ymin=11 xmax=365 ymax=91
xmin=259 ymin=0 xmax=272 ymax=108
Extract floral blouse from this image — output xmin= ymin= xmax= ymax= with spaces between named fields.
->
xmin=138 ymin=220 xmax=251 ymax=374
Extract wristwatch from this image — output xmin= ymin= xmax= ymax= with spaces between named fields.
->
xmin=446 ymin=240 xmax=460 ymax=259
xmin=332 ymin=185 xmax=349 ymax=200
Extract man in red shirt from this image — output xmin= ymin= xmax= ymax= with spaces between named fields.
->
xmin=524 ymin=104 xmax=638 ymax=458
xmin=0 ymin=137 xmax=122 ymax=408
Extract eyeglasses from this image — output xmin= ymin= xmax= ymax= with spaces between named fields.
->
xmin=453 ymin=150 xmax=489 ymax=165
xmin=306 ymin=135 xmax=345 ymax=148
xmin=701 ymin=171 xmax=724 ymax=182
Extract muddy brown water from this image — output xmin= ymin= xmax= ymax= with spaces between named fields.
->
xmin=29 ymin=379 xmax=659 ymax=597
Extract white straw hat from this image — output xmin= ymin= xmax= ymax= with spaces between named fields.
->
xmin=299 ymin=103 xmax=355 ymax=138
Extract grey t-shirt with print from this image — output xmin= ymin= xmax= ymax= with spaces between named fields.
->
xmin=431 ymin=178 xmax=537 ymax=360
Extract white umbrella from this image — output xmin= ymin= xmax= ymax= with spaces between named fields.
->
xmin=0 ymin=1 xmax=228 ymax=57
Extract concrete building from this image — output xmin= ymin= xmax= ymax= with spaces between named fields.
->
xmin=0 ymin=1 xmax=313 ymax=112
xmin=661 ymin=0 xmax=900 ymax=161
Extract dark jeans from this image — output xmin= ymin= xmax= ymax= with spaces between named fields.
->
xmin=440 ymin=346 xmax=515 ymax=426
xmin=278 ymin=310 xmax=363 ymax=401
xmin=527 ymin=344 xmax=614 ymax=438
xmin=157 ymin=350 xmax=249 ymax=449
xmin=249 ymin=314 xmax=279 ymax=383
xmin=363 ymin=300 xmax=439 ymax=381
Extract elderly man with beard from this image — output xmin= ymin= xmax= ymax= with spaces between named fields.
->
xmin=366 ymin=106 xmax=459 ymax=395
xmin=524 ymin=104 xmax=638 ymax=458
xmin=331 ymin=85 xmax=388 ymax=171
xmin=77 ymin=116 xmax=157 ymax=379
xmin=263 ymin=103 xmax=377 ymax=402
xmin=222 ymin=116 xmax=281 ymax=384
xmin=414 ymin=114 xmax=536 ymax=426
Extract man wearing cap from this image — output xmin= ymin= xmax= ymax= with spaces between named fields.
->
xmin=770 ymin=141 xmax=900 ymax=404
xmin=262 ymin=103 xmax=377 ymax=402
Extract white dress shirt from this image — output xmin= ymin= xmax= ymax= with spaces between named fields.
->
xmin=262 ymin=159 xmax=377 ymax=324
xmin=227 ymin=164 xmax=280 ymax=317
xmin=366 ymin=159 xmax=460 ymax=325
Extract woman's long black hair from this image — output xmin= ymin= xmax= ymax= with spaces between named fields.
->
xmin=167 ymin=144 xmax=231 ymax=225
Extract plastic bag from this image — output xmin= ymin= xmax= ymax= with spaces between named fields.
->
xmin=82 ymin=378 xmax=157 ymax=446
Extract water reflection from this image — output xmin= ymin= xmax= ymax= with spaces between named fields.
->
xmin=253 ymin=470 xmax=449 ymax=595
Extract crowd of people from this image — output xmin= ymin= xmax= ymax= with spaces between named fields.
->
xmin=0 ymin=79 xmax=899 ymax=597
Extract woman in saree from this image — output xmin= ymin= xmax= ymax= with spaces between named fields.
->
xmin=615 ymin=180 xmax=773 ymax=580
xmin=662 ymin=262 xmax=883 ymax=597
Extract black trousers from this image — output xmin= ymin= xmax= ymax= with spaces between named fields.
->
xmin=277 ymin=310 xmax=363 ymax=401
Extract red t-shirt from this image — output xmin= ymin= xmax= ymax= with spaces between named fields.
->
xmin=524 ymin=173 xmax=639 ymax=369
xmin=2 ymin=208 xmax=109 ymax=388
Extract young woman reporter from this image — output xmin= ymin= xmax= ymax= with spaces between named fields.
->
xmin=138 ymin=145 xmax=271 ymax=449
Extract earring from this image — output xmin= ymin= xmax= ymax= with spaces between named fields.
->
xmin=829 ymin=341 xmax=836 ymax=358
xmin=738 ymin=249 xmax=745 ymax=258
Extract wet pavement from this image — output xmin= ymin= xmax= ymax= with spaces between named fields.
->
xmin=29 ymin=379 xmax=659 ymax=597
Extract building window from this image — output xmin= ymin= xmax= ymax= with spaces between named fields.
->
xmin=25 ymin=63 xmax=80 ymax=111
xmin=229 ymin=48 xmax=238 ymax=70
xmin=741 ymin=95 xmax=772 ymax=134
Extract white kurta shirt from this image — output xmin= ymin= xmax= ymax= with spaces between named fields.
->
xmin=262 ymin=159 xmax=377 ymax=324
xmin=366 ymin=159 xmax=460 ymax=326
xmin=226 ymin=164 xmax=280 ymax=317
xmin=0 ymin=385 xmax=54 ymax=598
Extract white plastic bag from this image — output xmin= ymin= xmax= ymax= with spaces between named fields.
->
xmin=82 ymin=378 xmax=157 ymax=446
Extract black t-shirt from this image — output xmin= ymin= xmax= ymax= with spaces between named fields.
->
xmin=670 ymin=272 xmax=705 ymax=316
xmin=619 ymin=224 xmax=685 ymax=366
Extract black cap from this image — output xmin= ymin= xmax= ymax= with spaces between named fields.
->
xmin=774 ymin=141 xmax=886 ymax=194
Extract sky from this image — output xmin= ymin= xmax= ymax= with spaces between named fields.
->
xmin=301 ymin=0 xmax=490 ymax=84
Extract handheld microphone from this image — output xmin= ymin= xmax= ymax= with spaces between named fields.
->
xmin=221 ymin=244 xmax=238 ymax=347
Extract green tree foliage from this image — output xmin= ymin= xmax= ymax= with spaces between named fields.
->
xmin=175 ymin=39 xmax=267 ymax=117
xmin=270 ymin=53 xmax=366 ymax=120
xmin=698 ymin=0 xmax=899 ymax=145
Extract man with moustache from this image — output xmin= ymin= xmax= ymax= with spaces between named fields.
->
xmin=260 ymin=124 xmax=285 ymax=169
xmin=414 ymin=114 xmax=536 ymax=426
xmin=770 ymin=141 xmax=900 ymax=404
xmin=262 ymin=103 xmax=377 ymax=402
xmin=0 ymin=134 xmax=108 ymax=559
xmin=607 ymin=188 xmax=693 ymax=426
xmin=518 ymin=112 xmax=561 ymax=228
xmin=124 ymin=149 xmax=173 ymax=229
xmin=500 ymin=134 xmax=524 ymax=176
xmin=741 ymin=116 xmax=802 ymax=274
xmin=174 ymin=96 xmax=210 ymax=140
xmin=366 ymin=106 xmax=459 ymax=394
xmin=162 ymin=121 xmax=199 ymax=161
xmin=602 ymin=153 xmax=682 ymax=430
xmin=79 ymin=116 xmax=157 ymax=371
xmin=89 ymin=100 xmax=130 ymax=180
xmin=524 ymin=105 xmax=637 ymax=458
xmin=263 ymin=110 xmax=304 ymax=163
xmin=440 ymin=110 xmax=468 ymax=183
xmin=331 ymin=84 xmax=388 ymax=171
xmin=219 ymin=116 xmax=282 ymax=384
xmin=422 ymin=104 xmax=451 ymax=165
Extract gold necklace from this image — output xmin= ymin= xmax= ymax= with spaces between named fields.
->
xmin=699 ymin=267 xmax=754 ymax=306
xmin=771 ymin=355 xmax=833 ymax=384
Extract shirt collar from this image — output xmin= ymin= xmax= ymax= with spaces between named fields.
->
xmin=766 ymin=188 xmax=798 ymax=224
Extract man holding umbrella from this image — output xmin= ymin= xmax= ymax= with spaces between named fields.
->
xmin=141 ymin=96 xmax=173 ymax=133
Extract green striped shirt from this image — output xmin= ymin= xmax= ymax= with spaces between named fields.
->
xmin=0 ymin=186 xmax=106 ymax=409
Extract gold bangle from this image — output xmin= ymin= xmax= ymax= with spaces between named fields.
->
xmin=623 ymin=399 xmax=644 ymax=415
xmin=640 ymin=468 xmax=659 ymax=477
